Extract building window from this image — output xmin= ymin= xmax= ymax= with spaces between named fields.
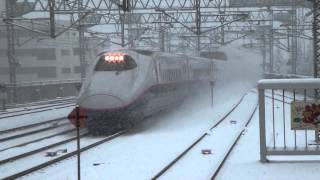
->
xmin=73 ymin=48 xmax=80 ymax=55
xmin=37 ymin=48 xmax=56 ymax=60
xmin=0 ymin=50 xmax=7 ymax=57
xmin=37 ymin=67 xmax=57 ymax=78
xmin=15 ymin=48 xmax=56 ymax=60
xmin=61 ymin=49 xmax=70 ymax=56
xmin=74 ymin=66 xmax=81 ymax=73
xmin=14 ymin=67 xmax=57 ymax=78
xmin=62 ymin=68 xmax=71 ymax=74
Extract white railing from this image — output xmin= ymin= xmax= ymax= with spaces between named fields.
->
xmin=258 ymin=78 xmax=320 ymax=162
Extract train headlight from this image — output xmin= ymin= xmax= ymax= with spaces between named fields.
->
xmin=96 ymin=52 xmax=137 ymax=71
xmin=104 ymin=53 xmax=125 ymax=63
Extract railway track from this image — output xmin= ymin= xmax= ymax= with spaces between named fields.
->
xmin=0 ymin=132 xmax=88 ymax=165
xmin=0 ymin=97 xmax=76 ymax=111
xmin=151 ymin=92 xmax=258 ymax=179
xmin=0 ymin=127 xmax=76 ymax=152
xmin=0 ymin=91 xmax=263 ymax=179
xmin=210 ymin=105 xmax=258 ymax=180
xmin=0 ymin=101 xmax=74 ymax=119
xmin=0 ymin=130 xmax=125 ymax=180
xmin=0 ymin=117 xmax=68 ymax=135
xmin=0 ymin=121 xmax=70 ymax=143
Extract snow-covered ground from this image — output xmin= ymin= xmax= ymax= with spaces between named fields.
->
xmin=3 ymin=43 xmax=318 ymax=180
xmin=10 ymin=43 xmax=265 ymax=180
xmin=217 ymin=96 xmax=320 ymax=180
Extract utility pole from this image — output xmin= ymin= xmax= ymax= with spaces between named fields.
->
xmin=313 ymin=0 xmax=320 ymax=79
xmin=269 ymin=9 xmax=274 ymax=73
xmin=218 ymin=0 xmax=226 ymax=45
xmin=291 ymin=3 xmax=298 ymax=74
xmin=313 ymin=0 xmax=320 ymax=100
xmin=49 ymin=0 xmax=55 ymax=38
xmin=5 ymin=0 xmax=16 ymax=103
xmin=195 ymin=0 xmax=201 ymax=55
xmin=78 ymin=0 xmax=86 ymax=81
xmin=120 ymin=13 xmax=125 ymax=47
xmin=159 ymin=14 xmax=165 ymax=52
xmin=261 ymin=34 xmax=267 ymax=72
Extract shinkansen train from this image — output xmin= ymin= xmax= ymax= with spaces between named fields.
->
xmin=68 ymin=49 xmax=215 ymax=134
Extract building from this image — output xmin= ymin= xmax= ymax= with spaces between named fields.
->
xmin=0 ymin=1 xmax=102 ymax=84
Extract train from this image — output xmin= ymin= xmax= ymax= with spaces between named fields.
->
xmin=68 ymin=49 xmax=215 ymax=134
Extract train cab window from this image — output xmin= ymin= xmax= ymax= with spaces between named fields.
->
xmin=95 ymin=53 xmax=137 ymax=71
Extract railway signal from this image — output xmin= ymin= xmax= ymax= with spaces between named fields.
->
xmin=67 ymin=105 xmax=87 ymax=180
xmin=67 ymin=106 xmax=87 ymax=128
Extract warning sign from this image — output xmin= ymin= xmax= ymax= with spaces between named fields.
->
xmin=291 ymin=101 xmax=320 ymax=130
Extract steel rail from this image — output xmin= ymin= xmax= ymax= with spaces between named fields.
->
xmin=0 ymin=103 xmax=74 ymax=119
xmin=210 ymin=93 xmax=247 ymax=130
xmin=0 ymin=117 xmax=67 ymax=135
xmin=151 ymin=93 xmax=249 ymax=180
xmin=0 ymin=122 xmax=70 ymax=142
xmin=0 ymin=133 xmax=88 ymax=165
xmin=2 ymin=131 xmax=125 ymax=180
xmin=0 ymin=129 xmax=76 ymax=152
xmin=210 ymin=105 xmax=258 ymax=180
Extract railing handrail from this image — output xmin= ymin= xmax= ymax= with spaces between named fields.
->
xmin=258 ymin=78 xmax=320 ymax=90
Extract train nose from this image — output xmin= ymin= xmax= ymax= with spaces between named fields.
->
xmin=79 ymin=94 xmax=124 ymax=110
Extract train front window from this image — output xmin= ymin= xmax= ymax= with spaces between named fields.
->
xmin=95 ymin=53 xmax=137 ymax=71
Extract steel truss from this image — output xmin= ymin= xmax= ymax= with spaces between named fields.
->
xmin=2 ymin=0 xmax=315 ymax=87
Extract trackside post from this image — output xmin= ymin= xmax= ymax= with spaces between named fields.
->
xmin=67 ymin=105 xmax=86 ymax=180
xmin=0 ymin=84 xmax=6 ymax=111
xmin=210 ymin=81 xmax=214 ymax=107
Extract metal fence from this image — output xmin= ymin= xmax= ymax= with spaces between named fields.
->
xmin=0 ymin=79 xmax=81 ymax=105
xmin=258 ymin=79 xmax=320 ymax=162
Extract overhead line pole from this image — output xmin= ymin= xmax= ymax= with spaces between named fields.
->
xmin=195 ymin=0 xmax=201 ymax=55
xmin=291 ymin=1 xmax=298 ymax=74
xmin=314 ymin=0 xmax=320 ymax=79
xmin=5 ymin=0 xmax=17 ymax=103
xmin=78 ymin=0 xmax=86 ymax=82
xmin=49 ymin=0 xmax=55 ymax=38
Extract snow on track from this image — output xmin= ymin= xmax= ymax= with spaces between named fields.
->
xmin=0 ymin=106 xmax=74 ymax=132
xmin=217 ymin=96 xmax=320 ymax=180
xmin=158 ymin=92 xmax=258 ymax=179
xmin=6 ymin=43 xmax=264 ymax=180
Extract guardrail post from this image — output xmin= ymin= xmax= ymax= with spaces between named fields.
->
xmin=258 ymin=88 xmax=267 ymax=162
